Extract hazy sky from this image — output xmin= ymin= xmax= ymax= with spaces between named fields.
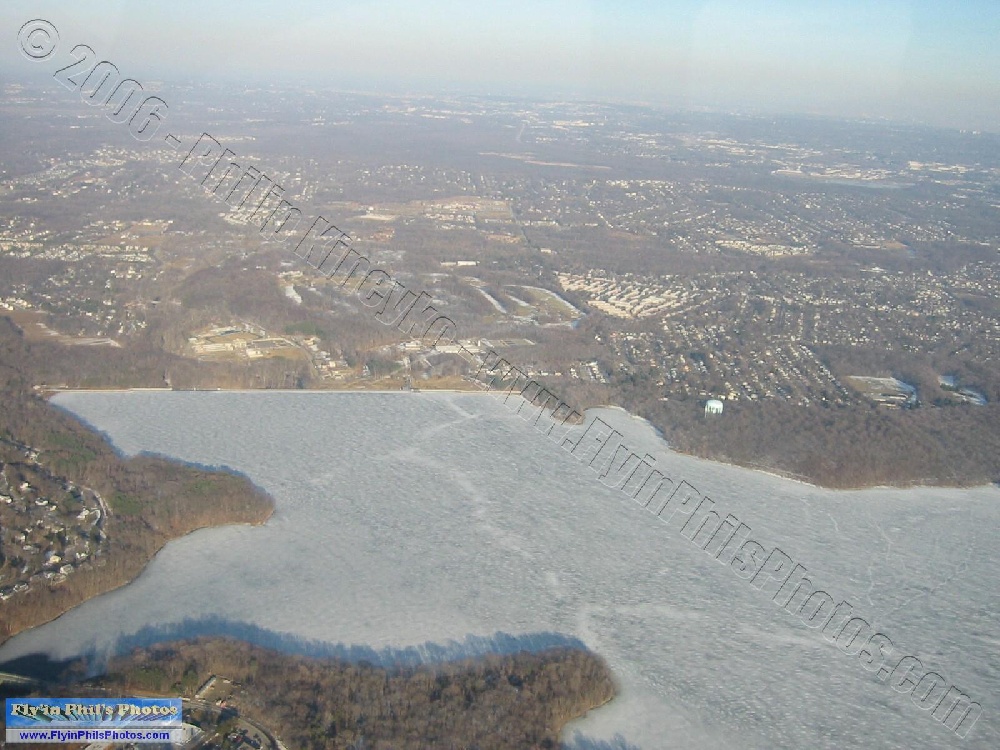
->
xmin=4 ymin=0 xmax=1000 ymax=129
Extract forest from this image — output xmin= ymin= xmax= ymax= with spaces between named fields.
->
xmin=557 ymin=376 xmax=1000 ymax=489
xmin=97 ymin=637 xmax=617 ymax=750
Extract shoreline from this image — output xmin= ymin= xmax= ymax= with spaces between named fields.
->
xmin=0 ymin=517 xmax=271 ymax=655
xmin=47 ymin=389 xmax=1000 ymax=492
xmin=11 ymin=396 xmax=996 ymax=741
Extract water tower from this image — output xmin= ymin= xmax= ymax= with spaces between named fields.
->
xmin=705 ymin=398 xmax=724 ymax=416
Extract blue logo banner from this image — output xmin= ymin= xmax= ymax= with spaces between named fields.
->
xmin=6 ymin=698 xmax=182 ymax=728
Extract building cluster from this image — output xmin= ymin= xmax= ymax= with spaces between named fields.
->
xmin=0 ymin=86 xmax=995 ymax=414
xmin=557 ymin=271 xmax=699 ymax=319
xmin=0 ymin=439 xmax=106 ymax=602
xmin=590 ymin=261 xmax=996 ymax=406
xmin=613 ymin=328 xmax=852 ymax=406
xmin=188 ymin=324 xmax=302 ymax=362
xmin=0 ymin=213 xmax=155 ymax=340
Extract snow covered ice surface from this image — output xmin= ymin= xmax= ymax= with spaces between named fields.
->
xmin=2 ymin=391 xmax=997 ymax=749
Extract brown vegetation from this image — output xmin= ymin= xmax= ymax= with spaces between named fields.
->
xmin=555 ymin=379 xmax=1000 ymax=489
xmin=99 ymin=637 xmax=617 ymax=750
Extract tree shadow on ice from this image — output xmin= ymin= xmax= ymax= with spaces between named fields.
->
xmin=562 ymin=732 xmax=642 ymax=750
xmin=6 ymin=616 xmax=590 ymax=678
xmin=0 ymin=652 xmax=81 ymax=684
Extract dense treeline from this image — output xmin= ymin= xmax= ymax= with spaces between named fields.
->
xmin=645 ymin=398 xmax=1000 ymax=488
xmin=100 ymin=637 xmax=616 ymax=750
xmin=0 ymin=319 xmax=274 ymax=645
xmin=555 ymin=377 xmax=1000 ymax=488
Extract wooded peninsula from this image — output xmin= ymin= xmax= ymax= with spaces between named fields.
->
xmin=0 ymin=317 xmax=274 ymax=645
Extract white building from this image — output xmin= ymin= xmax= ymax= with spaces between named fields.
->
xmin=705 ymin=399 xmax=724 ymax=416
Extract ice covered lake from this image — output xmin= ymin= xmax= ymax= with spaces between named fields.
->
xmin=1 ymin=390 xmax=997 ymax=749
